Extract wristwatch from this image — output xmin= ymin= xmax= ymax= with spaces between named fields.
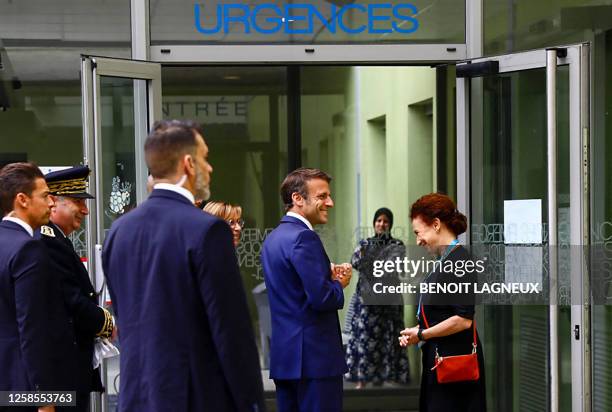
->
xmin=417 ymin=328 xmax=425 ymax=342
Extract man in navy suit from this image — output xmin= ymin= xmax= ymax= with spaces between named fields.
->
xmin=35 ymin=166 xmax=114 ymax=412
xmin=102 ymin=120 xmax=265 ymax=412
xmin=261 ymin=168 xmax=352 ymax=412
xmin=0 ymin=162 xmax=77 ymax=412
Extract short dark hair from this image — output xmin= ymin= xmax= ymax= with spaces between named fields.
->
xmin=0 ymin=162 xmax=44 ymax=216
xmin=144 ymin=120 xmax=204 ymax=179
xmin=410 ymin=192 xmax=467 ymax=237
xmin=280 ymin=168 xmax=332 ymax=211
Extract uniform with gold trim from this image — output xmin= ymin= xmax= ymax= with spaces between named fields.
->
xmin=34 ymin=166 xmax=113 ymax=412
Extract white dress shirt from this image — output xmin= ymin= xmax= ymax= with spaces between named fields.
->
xmin=153 ymin=182 xmax=195 ymax=204
xmin=286 ymin=211 xmax=313 ymax=231
xmin=2 ymin=216 xmax=34 ymax=237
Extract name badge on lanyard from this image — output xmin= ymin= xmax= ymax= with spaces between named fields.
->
xmin=416 ymin=238 xmax=459 ymax=323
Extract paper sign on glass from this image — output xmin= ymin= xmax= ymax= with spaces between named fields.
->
xmin=503 ymin=199 xmax=542 ymax=244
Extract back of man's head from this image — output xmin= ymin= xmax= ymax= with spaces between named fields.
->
xmin=280 ymin=167 xmax=332 ymax=211
xmin=0 ymin=162 xmax=44 ymax=216
xmin=144 ymin=120 xmax=203 ymax=179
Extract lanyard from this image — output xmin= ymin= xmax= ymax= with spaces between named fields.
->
xmin=416 ymin=238 xmax=459 ymax=322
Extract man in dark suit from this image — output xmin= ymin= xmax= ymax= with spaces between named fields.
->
xmin=261 ymin=168 xmax=352 ymax=412
xmin=102 ymin=120 xmax=265 ymax=412
xmin=0 ymin=162 xmax=77 ymax=412
xmin=35 ymin=166 xmax=114 ymax=412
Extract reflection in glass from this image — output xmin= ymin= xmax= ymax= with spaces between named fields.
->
xmin=97 ymin=76 xmax=138 ymax=410
xmin=0 ymin=0 xmax=130 ymax=43
xmin=160 ymin=66 xmax=441 ymax=405
xmin=483 ymin=4 xmax=612 ymax=404
xmin=0 ymin=46 xmax=127 ymax=168
xmin=472 ymin=67 xmax=571 ymax=412
xmin=99 ymin=77 xmax=137 ymax=230
xmin=162 ymin=66 xmax=288 ymax=372
xmin=300 ymin=65 xmax=440 ymax=393
xmin=592 ymin=29 xmax=612 ymax=412
xmin=483 ymin=0 xmax=602 ymax=55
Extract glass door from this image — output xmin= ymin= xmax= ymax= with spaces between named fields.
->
xmin=81 ymin=56 xmax=162 ymax=412
xmin=456 ymin=45 xmax=590 ymax=412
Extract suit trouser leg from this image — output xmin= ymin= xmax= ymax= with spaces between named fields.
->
xmin=75 ymin=390 xmax=91 ymax=412
xmin=275 ymin=379 xmax=300 ymax=412
xmin=275 ymin=377 xmax=343 ymax=412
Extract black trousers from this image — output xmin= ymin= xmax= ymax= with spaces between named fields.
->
xmin=274 ymin=376 xmax=343 ymax=412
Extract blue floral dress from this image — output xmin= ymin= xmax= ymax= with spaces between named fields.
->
xmin=344 ymin=236 xmax=410 ymax=384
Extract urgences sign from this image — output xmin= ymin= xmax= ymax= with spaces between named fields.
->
xmin=194 ymin=3 xmax=419 ymax=35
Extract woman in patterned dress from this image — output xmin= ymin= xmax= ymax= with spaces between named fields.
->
xmin=345 ymin=207 xmax=410 ymax=389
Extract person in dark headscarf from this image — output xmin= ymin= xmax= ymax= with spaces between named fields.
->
xmin=344 ymin=207 xmax=410 ymax=389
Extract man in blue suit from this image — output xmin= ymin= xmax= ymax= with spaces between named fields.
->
xmin=102 ymin=120 xmax=265 ymax=412
xmin=0 ymin=162 xmax=77 ymax=412
xmin=261 ymin=168 xmax=352 ymax=412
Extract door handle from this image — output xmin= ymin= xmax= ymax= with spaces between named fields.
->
xmin=574 ymin=325 xmax=580 ymax=340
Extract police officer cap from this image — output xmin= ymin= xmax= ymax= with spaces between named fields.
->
xmin=45 ymin=165 xmax=94 ymax=199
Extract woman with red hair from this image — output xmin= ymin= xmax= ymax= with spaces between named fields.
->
xmin=399 ymin=193 xmax=486 ymax=412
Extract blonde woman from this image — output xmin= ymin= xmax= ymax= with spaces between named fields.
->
xmin=203 ymin=201 xmax=244 ymax=247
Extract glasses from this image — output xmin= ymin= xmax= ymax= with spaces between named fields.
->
xmin=227 ymin=218 xmax=245 ymax=228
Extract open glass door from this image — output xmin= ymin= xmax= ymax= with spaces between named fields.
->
xmin=456 ymin=45 xmax=590 ymax=412
xmin=81 ymin=56 xmax=162 ymax=411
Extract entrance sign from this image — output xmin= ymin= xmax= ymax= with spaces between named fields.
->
xmin=162 ymin=96 xmax=249 ymax=124
xmin=194 ymin=3 xmax=419 ymax=35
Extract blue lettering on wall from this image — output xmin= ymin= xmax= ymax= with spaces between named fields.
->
xmin=368 ymin=4 xmax=392 ymax=34
xmin=223 ymin=4 xmax=250 ymax=34
xmin=392 ymin=4 xmax=419 ymax=34
xmin=193 ymin=3 xmax=419 ymax=35
xmin=252 ymin=4 xmax=283 ymax=34
xmin=194 ymin=4 xmax=220 ymax=34
xmin=284 ymin=4 xmax=311 ymax=35
xmin=337 ymin=4 xmax=367 ymax=34
xmin=311 ymin=4 xmax=337 ymax=34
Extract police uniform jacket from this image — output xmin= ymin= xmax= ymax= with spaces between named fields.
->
xmin=0 ymin=220 xmax=77 ymax=393
xmin=35 ymin=221 xmax=104 ymax=394
xmin=102 ymin=189 xmax=265 ymax=412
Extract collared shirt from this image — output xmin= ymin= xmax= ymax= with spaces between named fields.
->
xmin=2 ymin=216 xmax=34 ymax=237
xmin=286 ymin=211 xmax=313 ymax=231
xmin=153 ymin=182 xmax=195 ymax=204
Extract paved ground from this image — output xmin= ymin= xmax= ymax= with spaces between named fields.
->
xmin=105 ymin=363 xmax=419 ymax=411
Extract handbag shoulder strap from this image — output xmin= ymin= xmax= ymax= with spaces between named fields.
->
xmin=421 ymin=306 xmax=477 ymax=346
xmin=421 ymin=305 xmax=431 ymax=329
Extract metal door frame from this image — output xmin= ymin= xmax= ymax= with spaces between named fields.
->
xmin=80 ymin=55 xmax=162 ymax=412
xmin=456 ymin=43 xmax=591 ymax=412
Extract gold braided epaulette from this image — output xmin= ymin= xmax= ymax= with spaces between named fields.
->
xmin=96 ymin=307 xmax=114 ymax=339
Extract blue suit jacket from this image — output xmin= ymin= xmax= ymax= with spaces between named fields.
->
xmin=261 ymin=216 xmax=347 ymax=380
xmin=0 ymin=220 xmax=77 ymax=392
xmin=102 ymin=189 xmax=265 ymax=412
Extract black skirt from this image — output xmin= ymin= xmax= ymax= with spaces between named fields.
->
xmin=418 ymin=246 xmax=487 ymax=412
xmin=419 ymin=337 xmax=487 ymax=412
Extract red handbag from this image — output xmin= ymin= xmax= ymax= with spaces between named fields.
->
xmin=421 ymin=307 xmax=480 ymax=384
